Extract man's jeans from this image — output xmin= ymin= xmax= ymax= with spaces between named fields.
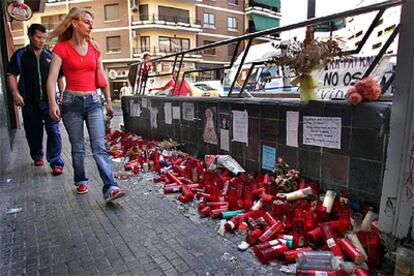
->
xmin=22 ymin=101 xmax=64 ymax=169
xmin=61 ymin=93 xmax=117 ymax=195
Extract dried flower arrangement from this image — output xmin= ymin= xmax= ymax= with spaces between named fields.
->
xmin=272 ymin=27 xmax=342 ymax=103
xmin=347 ymin=77 xmax=382 ymax=105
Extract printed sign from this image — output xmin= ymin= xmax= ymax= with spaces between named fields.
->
xmin=303 ymin=116 xmax=342 ymax=149
xmin=182 ymin=102 xmax=194 ymax=121
xmin=232 ymin=110 xmax=248 ymax=144
xmin=7 ymin=2 xmax=33 ymax=21
xmin=262 ymin=145 xmax=276 ymax=171
xmin=314 ymin=56 xmax=391 ymax=99
xmin=203 ymin=107 xmax=218 ymax=145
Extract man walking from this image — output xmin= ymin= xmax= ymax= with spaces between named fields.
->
xmin=7 ymin=23 xmax=65 ymax=175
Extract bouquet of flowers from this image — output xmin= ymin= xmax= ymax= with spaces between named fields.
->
xmin=347 ymin=77 xmax=382 ymax=106
xmin=272 ymin=27 xmax=342 ymax=103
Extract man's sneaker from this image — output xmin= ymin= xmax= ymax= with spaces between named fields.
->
xmin=105 ymin=188 xmax=125 ymax=203
xmin=34 ymin=160 xmax=44 ymax=166
xmin=52 ymin=168 xmax=63 ymax=176
xmin=76 ymin=184 xmax=88 ymax=194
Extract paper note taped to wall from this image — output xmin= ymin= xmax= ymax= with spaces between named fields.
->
xmin=303 ymin=116 xmax=341 ymax=149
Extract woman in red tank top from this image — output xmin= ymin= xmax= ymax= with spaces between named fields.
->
xmin=46 ymin=7 xmax=125 ymax=203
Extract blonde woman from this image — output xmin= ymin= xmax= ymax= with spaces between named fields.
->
xmin=47 ymin=7 xmax=125 ymax=203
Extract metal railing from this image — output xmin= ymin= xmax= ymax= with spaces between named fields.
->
xmin=129 ymin=0 xmax=402 ymax=97
xmin=132 ymin=14 xmax=201 ymax=27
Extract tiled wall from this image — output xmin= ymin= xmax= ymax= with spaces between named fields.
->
xmin=122 ymin=96 xmax=391 ymax=209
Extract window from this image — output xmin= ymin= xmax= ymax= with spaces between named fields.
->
xmin=107 ymin=36 xmax=121 ymax=53
xmin=141 ymin=36 xmax=150 ymax=52
xmin=228 ymin=17 xmax=237 ymax=31
xmin=203 ymin=13 xmax=215 ymax=28
xmin=228 ymin=0 xmax=238 ymax=4
xmin=159 ymin=37 xmax=190 ymax=52
xmin=139 ymin=5 xmax=148 ymax=21
xmin=203 ymin=40 xmax=216 ymax=55
xmin=41 ymin=14 xmax=65 ymax=31
xmin=104 ymin=4 xmax=119 ymax=21
xmin=158 ymin=6 xmax=189 ymax=24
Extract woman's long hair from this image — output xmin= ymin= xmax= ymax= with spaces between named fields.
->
xmin=48 ymin=7 xmax=94 ymax=43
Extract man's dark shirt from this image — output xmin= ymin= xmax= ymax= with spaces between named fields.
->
xmin=7 ymin=46 xmax=62 ymax=103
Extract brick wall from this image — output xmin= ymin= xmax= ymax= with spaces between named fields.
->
xmin=122 ymin=96 xmax=391 ymax=210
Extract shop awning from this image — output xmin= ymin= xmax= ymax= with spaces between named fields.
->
xmin=252 ymin=14 xmax=280 ymax=31
xmin=252 ymin=0 xmax=281 ymax=9
xmin=315 ymin=19 xmax=346 ymax=32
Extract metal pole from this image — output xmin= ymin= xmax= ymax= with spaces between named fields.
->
xmin=228 ymin=38 xmax=252 ymax=97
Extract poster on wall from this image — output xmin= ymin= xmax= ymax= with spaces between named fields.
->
xmin=164 ymin=102 xmax=172 ymax=124
xmin=220 ymin=129 xmax=230 ymax=151
xmin=129 ymin=99 xmax=141 ymax=117
xmin=262 ymin=145 xmax=276 ymax=171
xmin=286 ymin=111 xmax=299 ymax=147
xmin=303 ymin=116 xmax=341 ymax=149
xmin=219 ymin=113 xmax=230 ymax=130
xmin=203 ymin=107 xmax=218 ymax=145
xmin=150 ymin=107 xmax=158 ymax=129
xmin=232 ymin=110 xmax=248 ymax=145
xmin=183 ymin=102 xmax=194 ymax=121
xmin=142 ymin=97 xmax=148 ymax=108
xmin=172 ymin=106 xmax=181 ymax=120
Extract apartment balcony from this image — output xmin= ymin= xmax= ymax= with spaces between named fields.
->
xmin=245 ymin=0 xmax=281 ymax=17
xmin=132 ymin=47 xmax=202 ymax=59
xmin=131 ymin=14 xmax=201 ymax=32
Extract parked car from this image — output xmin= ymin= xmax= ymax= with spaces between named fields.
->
xmin=190 ymin=83 xmax=221 ymax=97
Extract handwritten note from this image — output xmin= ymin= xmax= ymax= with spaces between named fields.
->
xmin=303 ymin=116 xmax=341 ymax=149
xmin=232 ymin=110 xmax=248 ymax=144
xmin=183 ymin=102 xmax=194 ymax=121
xmin=142 ymin=97 xmax=148 ymax=108
xmin=150 ymin=107 xmax=158 ymax=129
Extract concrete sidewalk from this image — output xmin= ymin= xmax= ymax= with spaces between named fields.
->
xmin=0 ymin=104 xmax=282 ymax=275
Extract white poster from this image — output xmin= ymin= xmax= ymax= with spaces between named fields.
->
xmin=183 ymin=102 xmax=194 ymax=121
xmin=164 ymin=102 xmax=172 ymax=124
xmin=142 ymin=97 xmax=148 ymax=108
xmin=150 ymin=107 xmax=158 ymax=129
xmin=172 ymin=106 xmax=181 ymax=120
xmin=286 ymin=111 xmax=299 ymax=147
xmin=129 ymin=99 xmax=134 ymax=115
xmin=303 ymin=116 xmax=342 ymax=149
xmin=314 ymin=56 xmax=391 ymax=100
xmin=220 ymin=129 xmax=230 ymax=152
xmin=232 ymin=110 xmax=248 ymax=144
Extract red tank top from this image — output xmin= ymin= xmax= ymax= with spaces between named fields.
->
xmin=53 ymin=40 xmax=100 ymax=91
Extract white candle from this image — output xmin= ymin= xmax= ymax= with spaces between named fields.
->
xmin=323 ymin=190 xmax=336 ymax=213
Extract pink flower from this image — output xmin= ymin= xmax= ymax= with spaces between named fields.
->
xmin=348 ymin=91 xmax=363 ymax=105
xmin=347 ymin=87 xmax=358 ymax=97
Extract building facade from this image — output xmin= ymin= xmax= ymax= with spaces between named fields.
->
xmin=10 ymin=0 xmax=281 ymax=95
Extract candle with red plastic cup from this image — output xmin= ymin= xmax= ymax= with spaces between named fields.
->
xmin=263 ymin=212 xmax=277 ymax=226
xmin=305 ymin=210 xmax=316 ymax=233
xmin=296 ymin=268 xmax=337 ymax=276
xmin=258 ymin=221 xmax=284 ymax=243
xmin=224 ymin=217 xmax=239 ymax=232
xmin=354 ymin=268 xmax=370 ymax=276
xmin=283 ymin=203 xmax=295 ymax=230
xmin=163 ymin=185 xmax=181 ymax=194
xmin=199 ymin=206 xmax=212 ymax=217
xmin=272 ymin=199 xmax=285 ymax=221
xmin=321 ymin=223 xmax=344 ymax=258
xmin=282 ymin=247 xmax=312 ymax=264
xmin=210 ymin=207 xmax=229 ymax=219
xmin=338 ymin=238 xmax=365 ymax=264
xmin=366 ymin=232 xmax=382 ymax=270
xmin=166 ymin=171 xmax=183 ymax=186
xmin=338 ymin=204 xmax=351 ymax=236
xmin=293 ymin=209 xmax=306 ymax=248
xmin=207 ymin=201 xmax=229 ymax=209
xmin=246 ymin=228 xmax=263 ymax=245
xmin=253 ymin=242 xmax=289 ymax=264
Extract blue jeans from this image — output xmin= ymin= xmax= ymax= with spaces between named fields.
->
xmin=22 ymin=101 xmax=64 ymax=169
xmin=61 ymin=93 xmax=118 ymax=196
